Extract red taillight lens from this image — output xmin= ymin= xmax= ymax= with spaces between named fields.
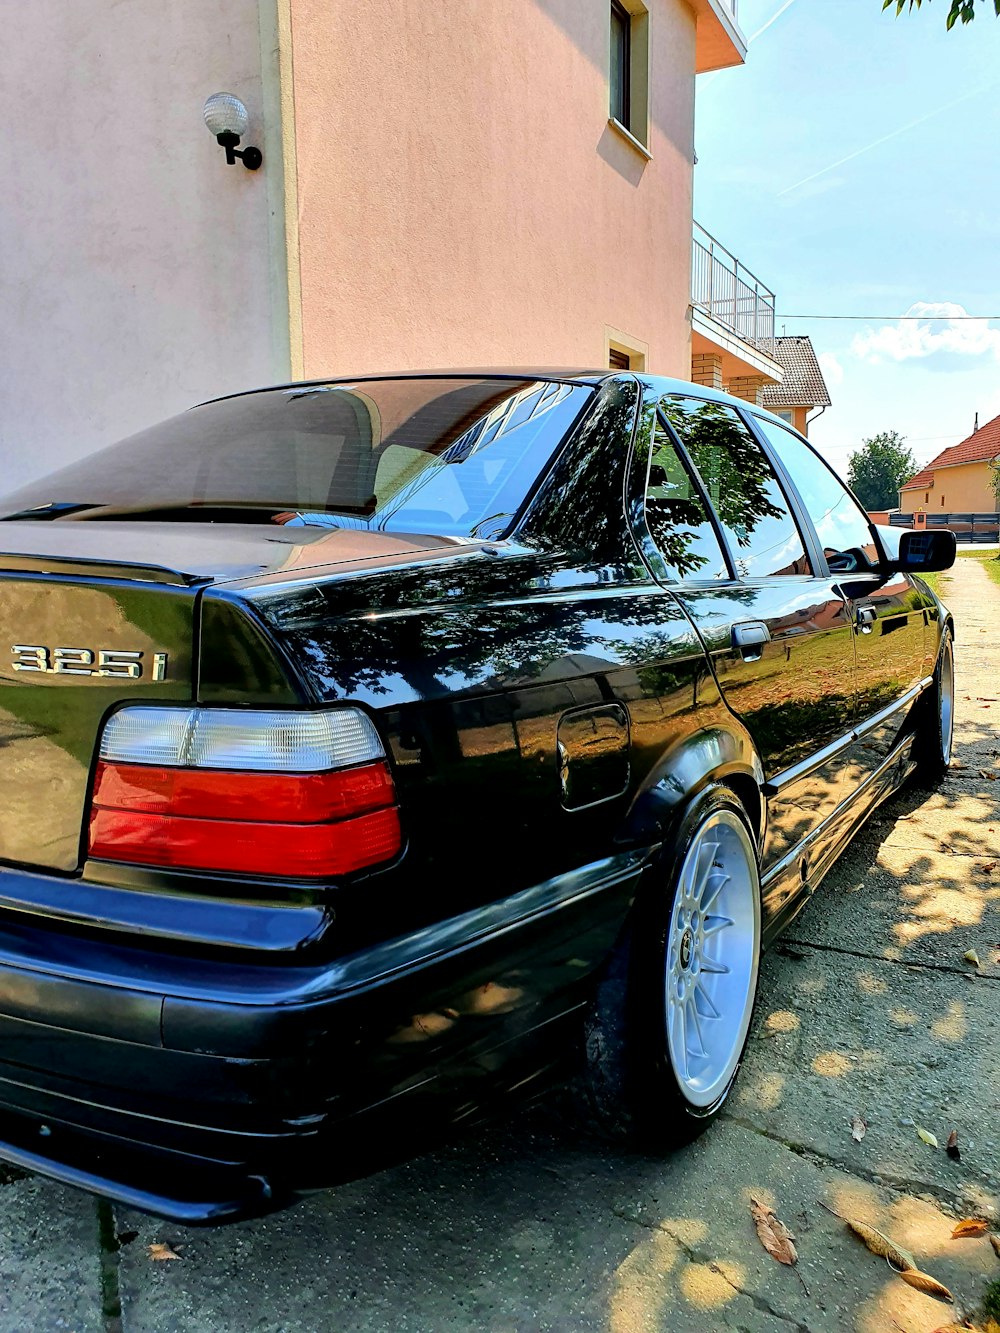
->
xmin=87 ymin=707 xmax=401 ymax=879
xmin=91 ymin=761 xmax=396 ymax=823
xmin=89 ymin=802 xmax=401 ymax=878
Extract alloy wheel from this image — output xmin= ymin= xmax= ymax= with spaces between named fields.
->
xmin=939 ymin=638 xmax=955 ymax=767
xmin=665 ymin=808 xmax=761 ymax=1109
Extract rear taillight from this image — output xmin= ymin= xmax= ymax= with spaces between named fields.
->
xmin=88 ymin=706 xmax=401 ymax=878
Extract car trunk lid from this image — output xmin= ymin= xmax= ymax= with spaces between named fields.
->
xmin=0 ymin=565 xmax=197 ymax=872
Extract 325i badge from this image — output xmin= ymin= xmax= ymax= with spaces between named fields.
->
xmin=11 ymin=646 xmax=168 ymax=678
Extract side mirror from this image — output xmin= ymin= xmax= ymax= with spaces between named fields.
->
xmin=895 ymin=528 xmax=956 ymax=574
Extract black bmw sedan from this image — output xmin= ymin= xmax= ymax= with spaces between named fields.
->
xmin=0 ymin=371 xmax=955 ymax=1221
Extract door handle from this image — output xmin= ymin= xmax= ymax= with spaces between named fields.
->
xmin=855 ymin=604 xmax=877 ymax=634
xmin=731 ymin=619 xmax=771 ymax=662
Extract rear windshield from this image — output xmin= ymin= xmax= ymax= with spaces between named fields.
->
xmin=0 ymin=377 xmax=593 ymax=538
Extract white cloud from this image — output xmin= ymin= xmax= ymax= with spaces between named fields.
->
xmin=850 ymin=302 xmax=1000 ymax=365
xmin=818 ymin=351 xmax=844 ymax=386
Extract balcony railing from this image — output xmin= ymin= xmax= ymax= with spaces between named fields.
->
xmin=692 ymin=222 xmax=775 ymax=355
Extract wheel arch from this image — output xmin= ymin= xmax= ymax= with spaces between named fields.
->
xmin=618 ymin=724 xmax=766 ymax=856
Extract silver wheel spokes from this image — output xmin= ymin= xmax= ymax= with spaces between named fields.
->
xmin=940 ymin=643 xmax=954 ymax=765
xmin=666 ymin=810 xmax=760 ymax=1108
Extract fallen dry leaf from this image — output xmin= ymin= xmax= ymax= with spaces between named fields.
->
xmin=749 ymin=1196 xmax=798 ymax=1266
xmin=946 ymin=1129 xmax=961 ymax=1161
xmin=845 ymin=1218 xmax=917 ymax=1271
xmin=851 ymin=1115 xmax=868 ymax=1143
xmin=951 ymin=1218 xmax=989 ymax=1238
xmin=991 ymin=1234 xmax=1000 ymax=1259
xmin=899 ymin=1268 xmax=954 ymax=1302
xmin=964 ymin=950 xmax=982 ymax=967
xmin=147 ymin=1243 xmax=181 ymax=1262
xmin=917 ymin=1126 xmax=940 ymax=1148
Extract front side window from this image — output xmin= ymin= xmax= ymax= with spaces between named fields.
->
xmin=644 ymin=419 xmax=728 ymax=580
xmin=662 ymin=396 xmax=811 ymax=579
xmin=752 ymin=416 xmax=881 ymax=572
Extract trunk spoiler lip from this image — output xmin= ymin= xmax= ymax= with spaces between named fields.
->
xmin=0 ymin=551 xmax=206 ymax=587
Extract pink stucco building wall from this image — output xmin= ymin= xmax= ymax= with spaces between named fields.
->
xmin=288 ymin=0 xmax=698 ymax=379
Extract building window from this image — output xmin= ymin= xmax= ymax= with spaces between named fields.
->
xmin=606 ymin=329 xmax=646 ymax=370
xmin=609 ymin=1 xmax=649 ymax=150
xmin=610 ymin=1 xmax=631 ymax=128
xmin=925 ymin=491 xmax=929 ymax=503
xmin=941 ymin=494 xmax=945 ymax=506
xmin=775 ymin=410 xmax=794 ymax=424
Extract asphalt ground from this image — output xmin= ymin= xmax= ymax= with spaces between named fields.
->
xmin=3 ymin=555 xmax=999 ymax=1333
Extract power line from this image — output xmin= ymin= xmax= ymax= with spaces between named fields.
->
xmin=777 ymin=313 xmax=1000 ymax=321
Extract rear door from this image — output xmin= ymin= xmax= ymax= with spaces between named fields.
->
xmin=639 ymin=396 xmax=858 ymax=898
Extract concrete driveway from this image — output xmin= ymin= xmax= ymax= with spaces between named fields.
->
xmin=4 ymin=557 xmax=999 ymax=1333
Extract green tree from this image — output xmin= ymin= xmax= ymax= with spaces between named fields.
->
xmin=988 ymin=459 xmax=1000 ymax=509
xmin=847 ymin=431 xmax=918 ymax=510
xmin=883 ymin=0 xmax=1000 ymax=28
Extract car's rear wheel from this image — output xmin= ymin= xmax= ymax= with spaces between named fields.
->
xmin=913 ymin=630 xmax=954 ymax=784
xmin=582 ymin=785 xmax=761 ymax=1147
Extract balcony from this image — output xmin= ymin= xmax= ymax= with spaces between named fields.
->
xmin=690 ymin=223 xmax=782 ymax=387
xmin=692 ymin=223 xmax=775 ymax=351
xmin=690 ymin=0 xmax=747 ymax=73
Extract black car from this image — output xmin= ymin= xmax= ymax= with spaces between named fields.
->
xmin=0 ymin=371 xmax=955 ymax=1222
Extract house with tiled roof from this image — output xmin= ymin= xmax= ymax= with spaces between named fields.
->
xmin=899 ymin=412 xmax=1000 ymax=515
xmin=758 ymin=336 xmax=832 ymax=436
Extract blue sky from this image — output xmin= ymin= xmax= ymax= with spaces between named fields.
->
xmin=694 ymin=0 xmax=1000 ymax=476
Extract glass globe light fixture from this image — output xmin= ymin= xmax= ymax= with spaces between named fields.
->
xmin=203 ymin=92 xmax=262 ymax=171
xmin=204 ymin=92 xmax=250 ymax=139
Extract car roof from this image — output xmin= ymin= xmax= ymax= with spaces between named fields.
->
xmin=198 ymin=369 xmax=803 ymax=432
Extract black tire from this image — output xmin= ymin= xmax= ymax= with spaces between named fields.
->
xmin=581 ymin=784 xmax=762 ymax=1149
xmin=912 ymin=630 xmax=954 ymax=786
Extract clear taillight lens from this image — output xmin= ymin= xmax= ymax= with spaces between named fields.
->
xmin=99 ymin=706 xmax=384 ymax=771
xmin=89 ymin=705 xmax=400 ymax=879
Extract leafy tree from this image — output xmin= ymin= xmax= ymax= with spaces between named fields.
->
xmin=883 ymin=0 xmax=1000 ymax=28
xmin=847 ymin=431 xmax=918 ymax=510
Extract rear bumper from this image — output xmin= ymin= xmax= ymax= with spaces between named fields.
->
xmin=0 ymin=851 xmax=646 ymax=1222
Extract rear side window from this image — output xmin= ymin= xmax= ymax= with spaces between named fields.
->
xmin=751 ymin=416 xmax=881 ymax=571
xmin=0 ymin=378 xmax=593 ymax=540
xmin=644 ymin=419 xmax=728 ymax=580
xmin=662 ymin=396 xmax=811 ymax=579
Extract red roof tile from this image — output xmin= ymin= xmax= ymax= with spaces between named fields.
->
xmin=900 ymin=411 xmax=1000 ymax=490
xmin=900 ymin=467 xmax=936 ymax=492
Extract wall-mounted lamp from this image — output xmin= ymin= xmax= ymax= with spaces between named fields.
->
xmin=203 ymin=92 xmax=262 ymax=171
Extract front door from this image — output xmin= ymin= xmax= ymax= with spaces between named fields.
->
xmin=748 ymin=415 xmax=932 ymax=790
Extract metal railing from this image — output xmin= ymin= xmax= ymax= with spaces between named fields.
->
xmin=692 ymin=222 xmax=775 ymax=354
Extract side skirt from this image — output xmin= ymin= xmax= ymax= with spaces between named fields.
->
xmin=761 ymin=735 xmax=917 ymax=949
